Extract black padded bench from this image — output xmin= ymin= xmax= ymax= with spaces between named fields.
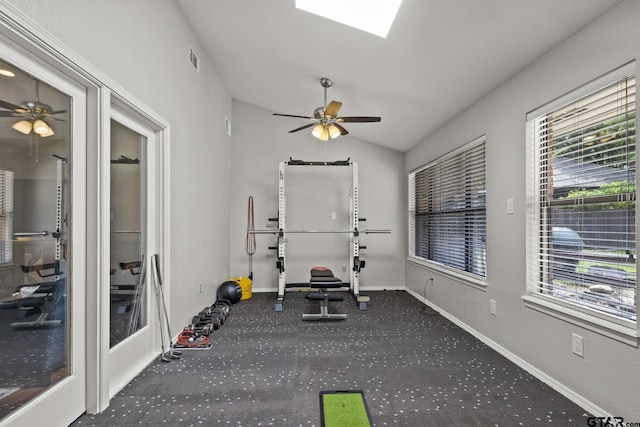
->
xmin=302 ymin=267 xmax=346 ymax=321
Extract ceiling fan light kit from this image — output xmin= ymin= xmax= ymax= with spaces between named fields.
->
xmin=312 ymin=124 xmax=328 ymax=141
xmin=12 ymin=119 xmax=32 ymax=134
xmin=1 ymin=79 xmax=64 ymax=139
xmin=9 ymin=114 xmax=55 ymax=137
xmin=33 ymin=119 xmax=54 ymax=136
xmin=273 ymin=77 xmax=381 ymax=141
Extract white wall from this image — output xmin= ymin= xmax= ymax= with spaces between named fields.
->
xmin=229 ymin=100 xmax=405 ymax=293
xmin=405 ymin=0 xmax=640 ymax=419
xmin=6 ymin=0 xmax=233 ymax=338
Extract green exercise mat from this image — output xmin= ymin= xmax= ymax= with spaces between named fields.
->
xmin=320 ymin=390 xmax=372 ymax=427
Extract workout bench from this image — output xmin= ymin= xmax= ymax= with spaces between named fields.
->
xmin=302 ymin=267 xmax=346 ymax=321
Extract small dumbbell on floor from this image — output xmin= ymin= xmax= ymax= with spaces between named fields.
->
xmin=211 ymin=299 xmax=232 ymax=320
xmin=199 ymin=307 xmax=224 ymax=327
xmin=189 ymin=315 xmax=216 ymax=336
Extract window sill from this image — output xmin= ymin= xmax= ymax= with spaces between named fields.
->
xmin=407 ymin=257 xmax=487 ymax=291
xmin=522 ymin=294 xmax=639 ymax=347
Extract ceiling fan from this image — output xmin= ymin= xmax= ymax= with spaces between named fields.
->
xmin=0 ymin=79 xmax=66 ymax=138
xmin=273 ymin=77 xmax=381 ymax=141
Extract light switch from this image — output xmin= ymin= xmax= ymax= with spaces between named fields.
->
xmin=506 ymin=198 xmax=514 ymax=215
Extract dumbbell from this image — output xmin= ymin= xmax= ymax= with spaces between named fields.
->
xmin=210 ymin=307 xmax=227 ymax=325
xmin=212 ymin=299 xmax=231 ymax=319
xmin=190 ymin=315 xmax=217 ymax=335
xmin=200 ymin=306 xmax=224 ymax=327
xmin=185 ymin=314 xmax=213 ymax=335
xmin=186 ymin=322 xmax=212 ymax=337
xmin=201 ymin=305 xmax=224 ymax=322
xmin=196 ymin=310 xmax=222 ymax=330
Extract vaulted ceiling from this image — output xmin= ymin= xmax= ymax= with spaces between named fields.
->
xmin=189 ymin=1 xmax=623 ymax=152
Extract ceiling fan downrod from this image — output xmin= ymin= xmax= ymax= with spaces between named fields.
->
xmin=320 ymin=77 xmax=332 ymax=111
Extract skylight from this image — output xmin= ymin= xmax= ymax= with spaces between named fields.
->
xmin=295 ymin=0 xmax=402 ymax=39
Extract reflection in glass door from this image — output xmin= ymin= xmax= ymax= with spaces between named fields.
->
xmin=109 ymin=120 xmax=147 ymax=348
xmin=0 ymin=60 xmax=71 ymax=420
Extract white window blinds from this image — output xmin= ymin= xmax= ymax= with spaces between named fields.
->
xmin=0 ymin=168 xmax=13 ymax=264
xmin=409 ymin=137 xmax=487 ymax=279
xmin=529 ymin=70 xmax=636 ymax=322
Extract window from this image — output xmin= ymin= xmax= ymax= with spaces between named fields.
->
xmin=295 ymin=0 xmax=402 ymax=38
xmin=0 ymin=168 xmax=13 ymax=264
xmin=526 ymin=66 xmax=636 ymax=325
xmin=408 ymin=136 xmax=487 ymax=281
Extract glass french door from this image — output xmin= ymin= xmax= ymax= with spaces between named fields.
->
xmin=109 ymin=119 xmax=147 ymax=349
xmin=104 ymin=109 xmax=162 ymax=403
xmin=0 ymin=53 xmax=86 ymax=425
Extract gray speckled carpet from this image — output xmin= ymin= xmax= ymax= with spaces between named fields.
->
xmin=72 ymin=290 xmax=589 ymax=426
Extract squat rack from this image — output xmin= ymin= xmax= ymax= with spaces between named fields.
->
xmin=12 ymin=155 xmax=67 ymax=329
xmin=250 ymin=158 xmax=390 ymax=312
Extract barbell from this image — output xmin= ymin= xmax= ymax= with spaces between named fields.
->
xmin=249 ymin=229 xmax=390 ymax=235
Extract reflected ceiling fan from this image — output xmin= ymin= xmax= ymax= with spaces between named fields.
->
xmin=0 ymin=79 xmax=66 ymax=138
xmin=273 ymin=77 xmax=381 ymax=141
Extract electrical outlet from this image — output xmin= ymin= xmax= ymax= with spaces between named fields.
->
xmin=490 ymin=299 xmax=497 ymax=315
xmin=572 ymin=333 xmax=584 ymax=357
xmin=342 ymin=265 xmax=347 ymax=273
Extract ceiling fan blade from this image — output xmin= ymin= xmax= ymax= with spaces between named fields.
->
xmin=273 ymin=113 xmax=315 ymax=120
xmin=334 ymin=123 xmax=349 ymax=136
xmin=288 ymin=123 xmax=315 ymax=133
xmin=323 ymin=101 xmax=342 ymax=119
xmin=48 ymin=109 xmax=68 ymax=115
xmin=0 ymin=111 xmax=23 ymax=117
xmin=337 ymin=116 xmax=381 ymax=123
xmin=0 ymin=99 xmax=23 ymax=111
